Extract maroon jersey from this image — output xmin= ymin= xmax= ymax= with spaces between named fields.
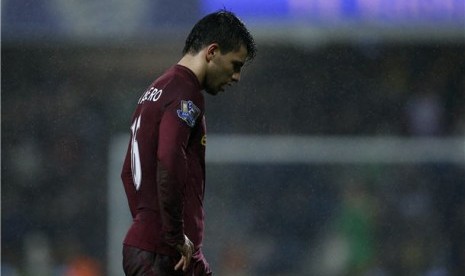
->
xmin=121 ymin=65 xmax=207 ymax=257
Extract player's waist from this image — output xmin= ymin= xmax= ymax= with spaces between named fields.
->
xmin=134 ymin=208 xmax=160 ymax=220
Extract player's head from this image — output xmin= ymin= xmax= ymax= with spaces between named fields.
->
xmin=182 ymin=10 xmax=257 ymax=95
xmin=182 ymin=9 xmax=256 ymax=62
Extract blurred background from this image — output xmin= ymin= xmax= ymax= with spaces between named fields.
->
xmin=2 ymin=0 xmax=465 ymax=275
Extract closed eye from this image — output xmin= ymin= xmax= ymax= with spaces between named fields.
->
xmin=232 ymin=61 xmax=244 ymax=73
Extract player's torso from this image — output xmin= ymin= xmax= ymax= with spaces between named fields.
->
xmin=124 ymin=66 xmax=207 ymax=252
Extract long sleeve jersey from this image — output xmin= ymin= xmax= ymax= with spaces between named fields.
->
xmin=121 ymin=65 xmax=207 ymax=257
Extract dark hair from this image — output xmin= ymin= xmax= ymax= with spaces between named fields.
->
xmin=182 ymin=9 xmax=257 ymax=62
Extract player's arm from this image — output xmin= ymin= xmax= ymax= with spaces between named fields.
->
xmin=157 ymin=98 xmax=199 ymax=270
xmin=156 ymin=99 xmax=196 ymax=247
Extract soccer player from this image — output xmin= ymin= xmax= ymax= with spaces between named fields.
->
xmin=120 ymin=10 xmax=257 ymax=276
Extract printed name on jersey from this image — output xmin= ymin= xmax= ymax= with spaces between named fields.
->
xmin=138 ymin=87 xmax=163 ymax=104
xmin=177 ymin=100 xmax=200 ymax=127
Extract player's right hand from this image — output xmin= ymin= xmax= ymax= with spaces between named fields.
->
xmin=174 ymin=234 xmax=194 ymax=272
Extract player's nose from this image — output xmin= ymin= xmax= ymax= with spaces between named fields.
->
xmin=232 ymin=72 xmax=241 ymax=82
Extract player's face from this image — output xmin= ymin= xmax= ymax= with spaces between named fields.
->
xmin=204 ymin=44 xmax=248 ymax=95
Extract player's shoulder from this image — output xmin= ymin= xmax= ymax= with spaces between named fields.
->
xmin=160 ymin=66 xmax=203 ymax=104
xmin=137 ymin=65 xmax=204 ymax=118
xmin=164 ymin=65 xmax=201 ymax=92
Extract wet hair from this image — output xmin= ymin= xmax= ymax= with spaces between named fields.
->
xmin=182 ymin=9 xmax=257 ymax=62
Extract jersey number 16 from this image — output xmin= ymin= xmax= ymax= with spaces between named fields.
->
xmin=130 ymin=115 xmax=142 ymax=190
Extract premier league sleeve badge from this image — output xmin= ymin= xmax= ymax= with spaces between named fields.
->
xmin=177 ymin=100 xmax=201 ymax=127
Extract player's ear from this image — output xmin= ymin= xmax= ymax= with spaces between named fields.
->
xmin=206 ymin=43 xmax=219 ymax=62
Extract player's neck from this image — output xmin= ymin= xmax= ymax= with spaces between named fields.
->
xmin=178 ymin=54 xmax=206 ymax=89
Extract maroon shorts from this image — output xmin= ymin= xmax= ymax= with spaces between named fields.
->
xmin=123 ymin=245 xmax=212 ymax=276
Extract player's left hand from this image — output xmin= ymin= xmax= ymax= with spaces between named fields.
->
xmin=174 ymin=234 xmax=194 ymax=272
